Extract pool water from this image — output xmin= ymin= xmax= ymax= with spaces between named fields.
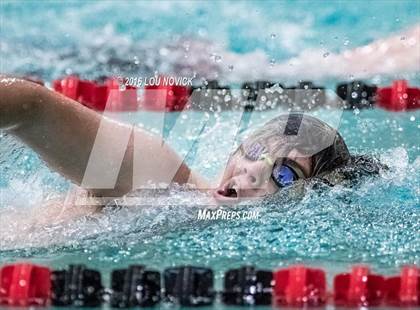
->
xmin=0 ymin=108 xmax=419 ymax=308
xmin=0 ymin=0 xmax=419 ymax=308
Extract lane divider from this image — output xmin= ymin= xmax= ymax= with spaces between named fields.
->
xmin=377 ymin=80 xmax=420 ymax=111
xmin=110 ymin=265 xmax=160 ymax=308
xmin=1 ymin=263 xmax=419 ymax=308
xmin=274 ymin=265 xmax=326 ymax=307
xmin=189 ymin=80 xmax=232 ymax=111
xmin=53 ymin=76 xmax=137 ymax=111
xmin=0 ymin=263 xmax=51 ymax=307
xmin=50 ymin=265 xmax=103 ymax=307
xmin=164 ymin=266 xmax=214 ymax=306
xmin=144 ymin=79 xmax=190 ymax=111
xmin=336 ymin=80 xmax=377 ymax=109
xmin=241 ymin=81 xmax=276 ymax=102
xmin=334 ymin=265 xmax=385 ymax=307
xmin=20 ymin=75 xmax=420 ymax=111
xmin=222 ymin=266 xmax=272 ymax=306
xmin=385 ymin=266 xmax=419 ymax=306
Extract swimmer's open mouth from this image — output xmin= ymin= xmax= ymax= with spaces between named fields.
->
xmin=217 ymin=187 xmax=238 ymax=198
xmin=214 ymin=181 xmax=239 ymax=200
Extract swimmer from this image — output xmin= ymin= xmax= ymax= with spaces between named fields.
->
xmin=5 ymin=23 xmax=412 ymax=221
xmin=0 ymin=77 xmax=380 ymax=209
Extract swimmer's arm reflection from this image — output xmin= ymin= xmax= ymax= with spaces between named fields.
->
xmin=0 ymin=77 xmax=210 ymax=200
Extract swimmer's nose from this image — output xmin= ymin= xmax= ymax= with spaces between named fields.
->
xmin=215 ymin=166 xmax=265 ymax=201
xmin=234 ymin=166 xmax=262 ymax=190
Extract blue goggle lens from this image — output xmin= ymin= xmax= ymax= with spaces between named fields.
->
xmin=271 ymin=164 xmax=297 ymax=188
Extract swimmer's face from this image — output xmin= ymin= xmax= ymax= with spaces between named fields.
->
xmin=213 ymin=146 xmax=312 ymax=203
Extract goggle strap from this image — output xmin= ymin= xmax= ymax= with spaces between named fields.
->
xmin=260 ymin=154 xmax=274 ymax=166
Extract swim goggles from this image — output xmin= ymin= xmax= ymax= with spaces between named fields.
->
xmin=238 ymin=142 xmax=306 ymax=189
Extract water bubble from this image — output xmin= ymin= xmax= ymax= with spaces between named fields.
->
xmin=351 ymin=92 xmax=358 ymax=99
xmin=409 ymin=116 xmax=415 ymax=121
xmin=228 ymin=65 xmax=234 ymax=71
xmin=344 ymin=39 xmax=350 ymax=46
xmin=270 ymin=33 xmax=276 ymax=39
xmin=269 ymin=58 xmax=276 ymax=66
xmin=353 ymin=108 xmax=360 ymax=115
xmin=323 ymin=52 xmax=330 ymax=58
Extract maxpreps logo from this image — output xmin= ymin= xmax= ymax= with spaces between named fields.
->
xmin=197 ymin=209 xmax=260 ymax=220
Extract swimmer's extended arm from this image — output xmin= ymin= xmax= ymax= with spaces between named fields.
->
xmin=0 ymin=77 xmax=209 ymax=198
xmin=325 ymin=24 xmax=420 ymax=76
xmin=227 ymin=24 xmax=420 ymax=80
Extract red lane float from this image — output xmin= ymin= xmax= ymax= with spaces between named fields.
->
xmin=53 ymin=76 xmax=138 ymax=111
xmin=385 ymin=266 xmax=419 ymax=307
xmin=274 ymin=265 xmax=327 ymax=307
xmin=51 ymin=76 xmax=420 ymax=112
xmin=0 ymin=263 xmax=51 ymax=307
xmin=105 ymin=78 xmax=138 ymax=111
xmin=143 ymin=76 xmax=190 ymax=111
xmin=377 ymin=80 xmax=420 ymax=111
xmin=334 ymin=265 xmax=385 ymax=307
